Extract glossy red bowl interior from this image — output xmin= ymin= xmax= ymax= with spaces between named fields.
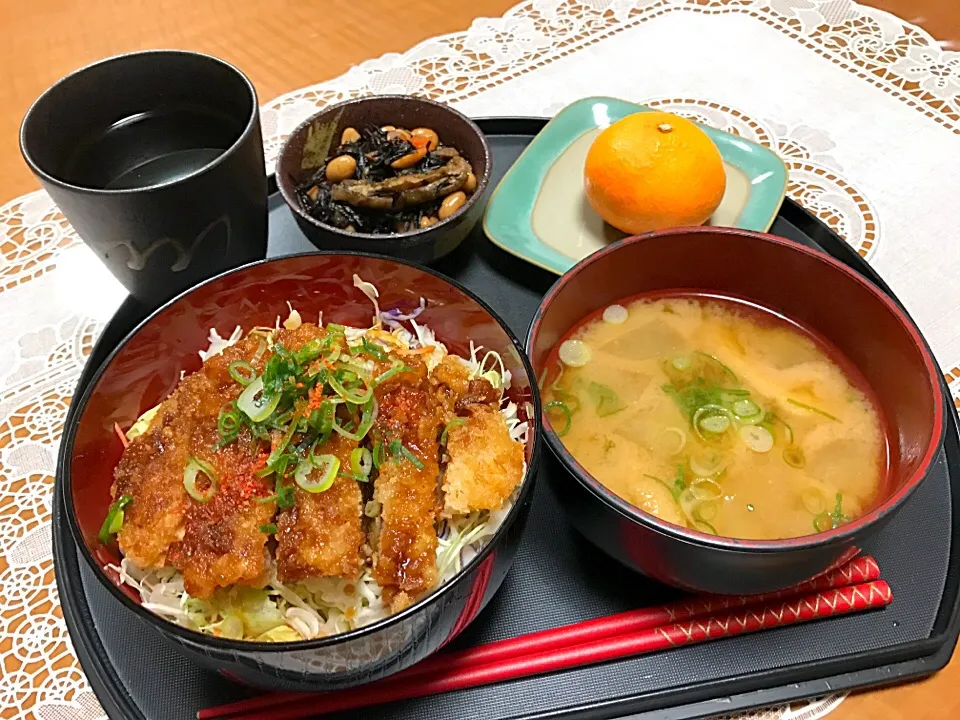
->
xmin=63 ymin=252 xmax=538 ymax=640
xmin=528 ymin=227 xmax=944 ymax=550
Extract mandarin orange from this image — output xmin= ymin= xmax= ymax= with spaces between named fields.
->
xmin=583 ymin=111 xmax=726 ymax=234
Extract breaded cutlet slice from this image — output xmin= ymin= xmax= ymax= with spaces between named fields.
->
xmin=371 ymin=354 xmax=445 ymax=611
xmin=441 ymin=404 xmax=524 ymax=516
xmin=112 ymin=335 xmax=265 ymax=572
xmin=275 ymin=433 xmax=365 ymax=583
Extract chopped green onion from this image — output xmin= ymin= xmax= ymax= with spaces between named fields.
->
xmin=732 ymin=399 xmax=760 ymax=418
xmin=217 ymin=403 xmax=241 ymax=439
xmin=294 ymin=337 xmax=328 ymax=364
xmin=361 ymin=338 xmax=388 ymax=361
xmin=374 ymin=362 xmax=410 ymax=386
xmin=693 ymin=519 xmax=718 ymax=535
xmin=399 ymin=444 xmax=425 ymax=470
xmin=237 ymin=377 xmax=281 ymax=423
xmin=228 ymin=360 xmax=257 ymax=386
xmin=694 ymin=351 xmax=738 ymax=381
xmin=689 ymin=450 xmax=724 ymax=477
xmin=812 ymin=493 xmax=849 ymax=532
xmin=256 ymin=485 xmax=295 ymax=509
xmin=693 ymin=501 xmax=718 ymax=522
xmin=372 ymin=439 xmax=385 ymax=468
xmin=98 ymin=495 xmax=132 ymax=544
xmin=440 ymin=417 xmax=467 ymax=445
xmin=264 ymin=410 xmax=303 ymax=472
xmin=698 ymin=414 xmax=730 ymax=434
xmin=333 ymin=398 xmax=376 ymax=442
xmin=692 ymin=405 xmax=733 ymax=438
xmin=259 ymin=523 xmax=278 ymax=534
xmin=183 ymin=457 xmax=218 ymax=502
xmin=673 ymin=464 xmax=687 ymax=500
xmin=783 ymin=447 xmax=806 ymax=468
xmin=277 ymin=484 xmax=296 ymax=509
xmin=260 ymin=343 xmax=298 ymax=395
xmin=326 ymin=323 xmax=346 ymax=335
xmin=587 ymin=382 xmax=625 ymax=416
xmin=764 ymin=413 xmax=795 ymax=445
xmin=787 ymin=398 xmax=840 ymax=422
xmin=545 ymin=400 xmax=572 ymax=436
xmin=831 ymin=492 xmax=850 ymax=527
xmin=813 ymin=513 xmax=832 ymax=533
xmin=295 ymin=454 xmax=340 ymax=493
xmin=645 ymin=474 xmax=683 ymax=502
xmin=551 ymin=388 xmax=580 ymax=413
xmin=690 ymin=478 xmax=723 ymax=501
xmin=311 ymin=400 xmax=339 ymax=435
xmin=389 ymin=438 xmax=403 ymax=456
xmin=321 ymin=343 xmax=341 ymax=366
xmin=329 ymin=373 xmax=373 ymax=404
xmin=351 ymin=447 xmax=373 ymax=478
xmin=801 ymin=487 xmax=827 ymax=515
xmin=740 ymin=425 xmax=774 ymax=453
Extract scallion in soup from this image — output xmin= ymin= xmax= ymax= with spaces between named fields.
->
xmin=543 ymin=294 xmax=887 ymax=540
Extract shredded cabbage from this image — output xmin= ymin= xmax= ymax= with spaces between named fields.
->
xmin=198 ymin=325 xmax=242 ymax=362
xmin=125 ymin=406 xmax=160 ymax=441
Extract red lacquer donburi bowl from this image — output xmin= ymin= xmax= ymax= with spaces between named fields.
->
xmin=58 ymin=252 xmax=541 ymax=690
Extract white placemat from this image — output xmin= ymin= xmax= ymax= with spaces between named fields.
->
xmin=2 ymin=1 xmax=958 ymax=718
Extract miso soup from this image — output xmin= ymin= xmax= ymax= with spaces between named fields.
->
xmin=542 ymin=294 xmax=887 ymax=540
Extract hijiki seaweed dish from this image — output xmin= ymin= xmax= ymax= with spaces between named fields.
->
xmin=100 ymin=277 xmax=528 ymax=642
xmin=294 ymin=123 xmax=479 ymax=234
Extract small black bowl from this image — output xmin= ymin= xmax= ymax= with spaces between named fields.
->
xmin=59 ymin=252 xmax=540 ymax=690
xmin=276 ymin=95 xmax=491 ymax=264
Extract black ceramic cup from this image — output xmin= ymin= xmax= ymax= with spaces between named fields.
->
xmin=20 ymin=50 xmax=268 ymax=307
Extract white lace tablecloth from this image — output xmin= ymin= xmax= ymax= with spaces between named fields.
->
xmin=3 ymin=1 xmax=959 ymax=718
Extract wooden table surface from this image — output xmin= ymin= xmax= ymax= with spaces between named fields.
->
xmin=3 ymin=1 xmax=958 ymax=718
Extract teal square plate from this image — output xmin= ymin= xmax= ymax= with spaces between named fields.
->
xmin=483 ymin=97 xmax=788 ymax=275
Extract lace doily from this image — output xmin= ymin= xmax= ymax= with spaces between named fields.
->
xmin=3 ymin=1 xmax=960 ymax=718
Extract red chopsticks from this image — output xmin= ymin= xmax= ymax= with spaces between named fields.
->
xmin=199 ymin=556 xmax=888 ymax=720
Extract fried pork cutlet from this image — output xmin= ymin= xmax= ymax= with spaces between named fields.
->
xmin=276 ymin=433 xmax=364 ymax=583
xmin=429 ymin=354 xmax=522 ymax=515
xmin=271 ymin=323 xmax=366 ymax=583
xmin=371 ymin=355 xmax=446 ymax=611
xmin=166 ymin=441 xmax=276 ymax=599
xmin=112 ymin=336 xmax=266 ymax=575
xmin=442 ymin=404 xmax=524 ymax=516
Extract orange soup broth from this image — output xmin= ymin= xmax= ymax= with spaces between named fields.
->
xmin=542 ymin=291 xmax=891 ymax=540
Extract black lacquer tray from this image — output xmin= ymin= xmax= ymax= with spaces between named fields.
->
xmin=53 ymin=117 xmax=960 ymax=720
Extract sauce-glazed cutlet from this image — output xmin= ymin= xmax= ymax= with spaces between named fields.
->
xmin=113 ymin=336 xmax=275 ymax=598
xmin=371 ymin=354 xmax=446 ymax=611
xmin=275 ymin=432 xmax=364 ymax=583
xmin=166 ymin=442 xmax=276 ymax=599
